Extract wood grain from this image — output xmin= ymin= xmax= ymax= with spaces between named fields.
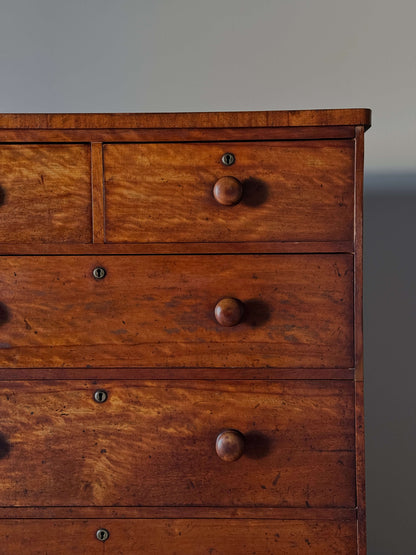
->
xmin=0 ymin=144 xmax=91 ymax=243
xmin=0 ymin=108 xmax=371 ymax=129
xmin=0 ymin=367 xmax=356 ymax=381
xmin=354 ymin=126 xmax=366 ymax=553
xmin=356 ymin=380 xmax=366 ymax=554
xmin=104 ymin=140 xmax=355 ymax=244
xmin=354 ymin=126 xmax=365 ymax=381
xmin=0 ymin=254 xmax=354 ymax=368
xmin=0 ymin=126 xmax=358 ymax=144
xmin=0 ymin=507 xmax=356 ymax=519
xmin=0 ymin=240 xmax=355 ymax=256
xmin=0 ymin=110 xmax=370 ymax=551
xmin=0 ymin=518 xmax=357 ymax=554
xmin=0 ymin=380 xmax=355 ymax=508
xmin=91 ymin=143 xmax=104 ymax=243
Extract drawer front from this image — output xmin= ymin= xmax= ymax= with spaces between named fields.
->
xmin=0 ymin=254 xmax=353 ymax=368
xmin=104 ymin=141 xmax=354 ymax=244
xmin=0 ymin=518 xmax=357 ymax=554
xmin=0 ymin=380 xmax=355 ymax=508
xmin=0 ymin=144 xmax=91 ymax=243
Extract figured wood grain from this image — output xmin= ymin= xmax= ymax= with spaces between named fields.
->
xmin=0 ymin=380 xmax=355 ymax=508
xmin=354 ymin=126 xmax=365 ymax=382
xmin=0 ymin=125 xmax=358 ymax=143
xmin=0 ymin=240 xmax=355 ymax=256
xmin=0 ymin=108 xmax=371 ymax=129
xmin=104 ymin=140 xmax=355 ymax=244
xmin=0 ymin=110 xmax=369 ymax=552
xmin=0 ymin=506 xmax=356 ymax=519
xmin=91 ymin=143 xmax=104 ymax=243
xmin=354 ymin=126 xmax=366 ymax=554
xmin=356 ymin=381 xmax=366 ymax=554
xmin=0 ymin=254 xmax=354 ymax=368
xmin=0 ymin=367 xmax=356 ymax=381
xmin=0 ymin=144 xmax=91 ymax=243
xmin=0 ymin=518 xmax=357 ymax=554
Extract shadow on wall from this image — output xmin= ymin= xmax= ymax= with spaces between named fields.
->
xmin=364 ymin=173 xmax=416 ymax=555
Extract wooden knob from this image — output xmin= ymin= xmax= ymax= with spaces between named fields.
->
xmin=214 ymin=297 xmax=244 ymax=327
xmin=216 ymin=430 xmax=245 ymax=462
xmin=213 ymin=176 xmax=243 ymax=206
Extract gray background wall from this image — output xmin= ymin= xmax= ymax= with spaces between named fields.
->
xmin=0 ymin=1 xmax=415 ymax=553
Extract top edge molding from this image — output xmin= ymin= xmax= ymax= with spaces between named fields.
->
xmin=0 ymin=109 xmax=371 ymax=130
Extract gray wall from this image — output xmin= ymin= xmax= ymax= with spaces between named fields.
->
xmin=1 ymin=1 xmax=415 ymax=553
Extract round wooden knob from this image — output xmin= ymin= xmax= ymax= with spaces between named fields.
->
xmin=216 ymin=429 xmax=245 ymax=462
xmin=214 ymin=297 xmax=244 ymax=327
xmin=213 ymin=176 xmax=243 ymax=206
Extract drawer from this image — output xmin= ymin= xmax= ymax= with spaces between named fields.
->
xmin=0 ymin=254 xmax=353 ymax=368
xmin=0 ymin=380 xmax=355 ymax=508
xmin=0 ymin=518 xmax=357 ymax=554
xmin=0 ymin=144 xmax=91 ymax=243
xmin=103 ymin=141 xmax=354 ymax=244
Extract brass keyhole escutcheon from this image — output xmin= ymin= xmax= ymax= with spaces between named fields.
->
xmin=221 ymin=152 xmax=235 ymax=166
xmin=95 ymin=528 xmax=110 ymax=542
xmin=96 ymin=528 xmax=109 ymax=542
xmin=93 ymin=390 xmax=108 ymax=403
xmin=92 ymin=267 xmax=106 ymax=280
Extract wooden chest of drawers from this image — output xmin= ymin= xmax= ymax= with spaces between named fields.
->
xmin=0 ymin=109 xmax=371 ymax=554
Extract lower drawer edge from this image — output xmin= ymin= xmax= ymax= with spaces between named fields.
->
xmin=0 ymin=517 xmax=357 ymax=554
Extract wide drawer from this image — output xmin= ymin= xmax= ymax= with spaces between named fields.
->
xmin=103 ymin=140 xmax=354 ymax=244
xmin=0 ymin=144 xmax=91 ymax=243
xmin=0 ymin=254 xmax=353 ymax=368
xmin=0 ymin=518 xmax=357 ymax=554
xmin=0 ymin=380 xmax=355 ymax=508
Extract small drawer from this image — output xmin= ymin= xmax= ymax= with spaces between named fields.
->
xmin=0 ymin=518 xmax=357 ymax=554
xmin=103 ymin=140 xmax=354 ymax=244
xmin=0 ymin=144 xmax=91 ymax=243
xmin=0 ymin=254 xmax=353 ymax=368
xmin=0 ymin=380 xmax=355 ymax=508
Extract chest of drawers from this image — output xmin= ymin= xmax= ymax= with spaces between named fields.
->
xmin=0 ymin=109 xmax=371 ymax=554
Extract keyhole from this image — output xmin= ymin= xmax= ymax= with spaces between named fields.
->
xmin=94 ymin=390 xmax=108 ymax=403
xmin=96 ymin=528 xmax=109 ymax=542
xmin=221 ymin=152 xmax=235 ymax=166
xmin=93 ymin=267 xmax=106 ymax=280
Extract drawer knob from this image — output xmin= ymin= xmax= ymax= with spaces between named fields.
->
xmin=214 ymin=297 xmax=244 ymax=327
xmin=216 ymin=429 xmax=245 ymax=462
xmin=213 ymin=176 xmax=243 ymax=206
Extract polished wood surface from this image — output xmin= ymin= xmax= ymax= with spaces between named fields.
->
xmin=0 ymin=366 xmax=356 ymax=381
xmin=91 ymin=142 xmax=105 ymax=244
xmin=0 ymin=108 xmax=371 ymax=129
xmin=0 ymin=110 xmax=370 ymax=553
xmin=354 ymin=126 xmax=366 ymax=553
xmin=104 ymin=141 xmax=354 ymax=244
xmin=0 ymin=254 xmax=353 ymax=368
xmin=0 ymin=240 xmax=355 ymax=256
xmin=0 ymin=144 xmax=91 ymax=243
xmin=0 ymin=518 xmax=357 ymax=554
xmin=0 ymin=507 xmax=356 ymax=519
xmin=0 ymin=125 xmax=358 ymax=144
xmin=0 ymin=380 xmax=355 ymax=508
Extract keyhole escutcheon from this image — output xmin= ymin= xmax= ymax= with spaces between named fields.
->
xmin=221 ymin=152 xmax=235 ymax=166
xmin=96 ymin=528 xmax=109 ymax=542
xmin=93 ymin=390 xmax=108 ymax=403
xmin=92 ymin=267 xmax=106 ymax=280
